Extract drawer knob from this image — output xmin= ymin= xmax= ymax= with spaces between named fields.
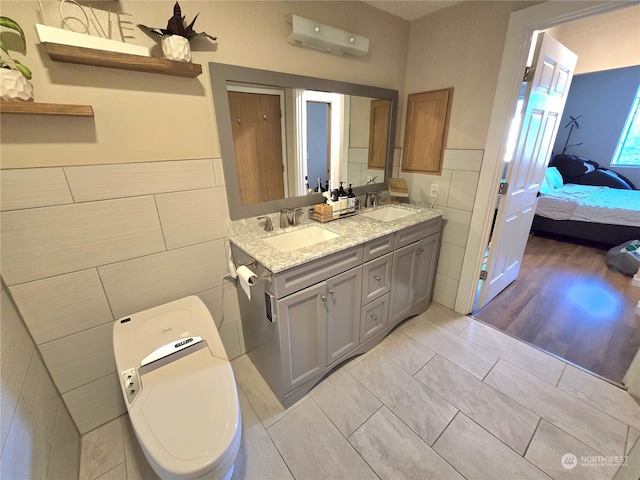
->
xmin=321 ymin=295 xmax=327 ymax=301
xmin=371 ymin=314 xmax=378 ymax=321
xmin=328 ymin=289 xmax=335 ymax=295
xmin=374 ymin=275 xmax=382 ymax=281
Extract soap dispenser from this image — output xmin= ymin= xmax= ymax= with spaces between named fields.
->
xmin=347 ymin=184 xmax=356 ymax=213
xmin=338 ymin=182 xmax=348 ymax=215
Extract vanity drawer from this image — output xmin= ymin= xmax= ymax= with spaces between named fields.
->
xmin=360 ymin=293 xmax=389 ymax=342
xmin=271 ymin=245 xmax=364 ymax=298
xmin=394 ymin=217 xmax=442 ymax=249
xmin=362 ymin=253 xmax=392 ymax=305
xmin=363 ymin=233 xmax=394 ymax=262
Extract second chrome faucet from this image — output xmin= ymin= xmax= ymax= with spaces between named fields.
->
xmin=280 ymin=208 xmax=305 ymax=227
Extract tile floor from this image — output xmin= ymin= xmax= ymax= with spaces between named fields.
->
xmin=79 ymin=303 xmax=640 ymax=480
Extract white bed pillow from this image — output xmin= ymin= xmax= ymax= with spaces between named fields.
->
xmin=540 ymin=166 xmax=564 ymax=194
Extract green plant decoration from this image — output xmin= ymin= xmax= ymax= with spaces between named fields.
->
xmin=0 ymin=16 xmax=32 ymax=80
xmin=138 ymin=1 xmax=217 ymax=41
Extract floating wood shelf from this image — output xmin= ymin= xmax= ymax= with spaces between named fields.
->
xmin=0 ymin=100 xmax=94 ymax=116
xmin=43 ymin=43 xmax=203 ymax=78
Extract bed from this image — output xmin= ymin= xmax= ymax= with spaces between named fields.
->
xmin=531 ymin=155 xmax=640 ymax=246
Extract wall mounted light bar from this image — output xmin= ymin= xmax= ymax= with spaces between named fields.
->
xmin=285 ymin=14 xmax=369 ymax=56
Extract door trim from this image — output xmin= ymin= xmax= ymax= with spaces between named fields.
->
xmin=456 ymin=0 xmax=633 ymax=314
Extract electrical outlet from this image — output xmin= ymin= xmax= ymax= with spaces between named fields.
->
xmin=430 ymin=184 xmax=439 ymax=198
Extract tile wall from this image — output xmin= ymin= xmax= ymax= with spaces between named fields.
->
xmin=0 ymin=159 xmax=244 ymax=434
xmin=394 ymin=149 xmax=483 ymax=309
xmin=0 ymin=277 xmax=80 ymax=478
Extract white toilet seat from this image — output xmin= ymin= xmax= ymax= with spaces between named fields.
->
xmin=129 ymin=346 xmax=241 ymax=480
xmin=113 ymin=296 xmax=242 ymax=480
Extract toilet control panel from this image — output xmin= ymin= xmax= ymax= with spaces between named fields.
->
xmin=121 ymin=368 xmax=141 ymax=404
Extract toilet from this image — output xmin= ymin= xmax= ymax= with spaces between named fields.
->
xmin=113 ymin=296 xmax=242 ymax=480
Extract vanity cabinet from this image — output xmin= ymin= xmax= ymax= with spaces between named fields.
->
xmin=233 ymin=216 xmax=441 ymax=407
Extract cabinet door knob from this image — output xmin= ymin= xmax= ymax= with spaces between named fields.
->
xmin=371 ymin=314 xmax=378 ymax=321
xmin=328 ymin=289 xmax=335 ymax=295
xmin=321 ymin=295 xmax=327 ymax=302
xmin=374 ymin=276 xmax=381 ymax=281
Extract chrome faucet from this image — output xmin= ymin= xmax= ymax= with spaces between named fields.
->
xmin=257 ymin=216 xmax=273 ymax=231
xmin=365 ymin=192 xmax=379 ymax=208
xmin=280 ymin=209 xmax=292 ymax=228
xmin=292 ymin=207 xmax=305 ymax=226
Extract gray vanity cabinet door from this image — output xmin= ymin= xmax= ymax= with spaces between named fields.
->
xmin=389 ymin=241 xmax=420 ymax=325
xmin=326 ymin=267 xmax=362 ymax=365
xmin=412 ymin=233 xmax=440 ymax=309
xmin=277 ymin=283 xmax=327 ymax=391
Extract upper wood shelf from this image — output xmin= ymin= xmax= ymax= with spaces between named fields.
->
xmin=0 ymin=100 xmax=94 ymax=116
xmin=43 ymin=43 xmax=203 ymax=78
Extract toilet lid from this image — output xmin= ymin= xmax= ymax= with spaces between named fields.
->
xmin=132 ymin=347 xmax=239 ymax=473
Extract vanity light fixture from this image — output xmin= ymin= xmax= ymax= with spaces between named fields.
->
xmin=285 ymin=14 xmax=369 ymax=56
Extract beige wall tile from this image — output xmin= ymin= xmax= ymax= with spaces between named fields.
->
xmin=432 ymin=273 xmax=458 ymax=309
xmin=64 ymin=160 xmax=215 ymax=202
xmin=10 ymin=269 xmax=113 ymax=345
xmin=0 ymin=290 xmax=35 ymax=453
xmin=99 ymin=240 xmax=228 ymax=319
xmin=442 ymin=149 xmax=483 ymax=172
xmin=40 ymin=323 xmax=116 ymax=394
xmin=402 ymin=170 xmax=452 ymax=206
xmin=197 ymin=283 xmax=241 ymax=329
xmin=156 ymin=188 xmax=229 ymax=250
xmin=0 ymin=168 xmax=73 ymax=211
xmin=437 ymin=242 xmax=465 ymax=280
xmin=441 ymin=207 xmax=471 ymax=248
xmin=21 ymin=348 xmax=60 ymax=444
xmin=447 ymin=170 xmax=480 ymax=211
xmin=63 ymin=373 xmax=126 ymax=435
xmin=212 ymin=159 xmax=225 ymax=187
xmin=48 ymin=399 xmax=81 ymax=480
xmin=219 ymin=321 xmax=243 ymax=359
xmin=1 ymin=197 xmax=166 ymax=286
xmin=0 ymin=398 xmax=52 ymax=480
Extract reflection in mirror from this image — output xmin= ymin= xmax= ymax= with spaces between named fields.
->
xmin=209 ymin=63 xmax=398 ymax=220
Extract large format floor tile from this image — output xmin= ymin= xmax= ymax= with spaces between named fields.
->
xmin=460 ymin=320 xmax=566 ymax=385
xmin=557 ymin=364 xmax=640 ymax=431
xmin=348 ymin=406 xmax=464 ymax=480
xmin=416 ymin=354 xmax=539 ymax=454
xmin=267 ymin=399 xmax=377 ymax=480
xmin=485 ymin=359 xmax=628 ymax=456
xmin=349 ymin=350 xmax=458 ymax=445
xmin=402 ymin=313 xmax=499 ymax=379
xmin=309 ymin=368 xmax=381 ymax=437
xmin=433 ymin=413 xmax=551 ymax=480
xmin=525 ymin=420 xmax=621 ymax=480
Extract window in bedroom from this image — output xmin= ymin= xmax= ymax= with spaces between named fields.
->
xmin=612 ymin=85 xmax=640 ymax=166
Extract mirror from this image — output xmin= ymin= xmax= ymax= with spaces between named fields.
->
xmin=209 ymin=63 xmax=398 ymax=220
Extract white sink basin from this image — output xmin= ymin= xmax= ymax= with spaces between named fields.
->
xmin=263 ymin=225 xmax=340 ymax=252
xmin=361 ymin=206 xmax=416 ymax=222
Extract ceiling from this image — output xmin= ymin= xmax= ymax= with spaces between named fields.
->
xmin=363 ymin=1 xmax=462 ymax=21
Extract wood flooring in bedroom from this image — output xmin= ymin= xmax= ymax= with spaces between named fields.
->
xmin=473 ymin=233 xmax=640 ymax=385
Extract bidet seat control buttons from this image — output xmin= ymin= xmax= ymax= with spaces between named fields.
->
xmin=122 ymin=368 xmax=140 ymax=404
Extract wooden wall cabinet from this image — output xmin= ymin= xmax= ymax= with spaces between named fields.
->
xmin=402 ymin=88 xmax=453 ymax=175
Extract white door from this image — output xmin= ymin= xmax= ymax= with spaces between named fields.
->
xmin=476 ymin=32 xmax=577 ymax=309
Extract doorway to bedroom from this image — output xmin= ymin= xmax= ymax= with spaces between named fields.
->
xmin=471 ymin=5 xmax=640 ymax=386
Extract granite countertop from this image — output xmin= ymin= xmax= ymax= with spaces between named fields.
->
xmin=229 ymin=204 xmax=443 ymax=273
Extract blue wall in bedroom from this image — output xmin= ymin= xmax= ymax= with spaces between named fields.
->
xmin=552 ymin=65 xmax=640 ymax=186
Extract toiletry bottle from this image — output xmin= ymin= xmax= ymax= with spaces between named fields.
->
xmin=347 ymin=184 xmax=356 ymax=213
xmin=331 ymin=189 xmax=340 ymax=219
xmin=338 ymin=182 xmax=348 ymax=216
